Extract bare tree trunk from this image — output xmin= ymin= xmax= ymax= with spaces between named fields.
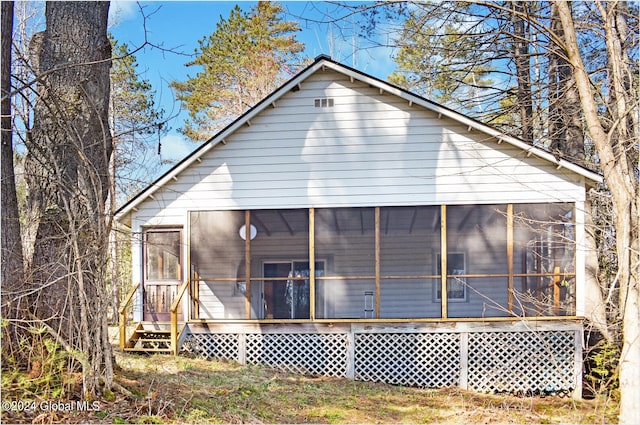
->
xmin=1 ymin=0 xmax=27 ymax=361
xmin=583 ymin=196 xmax=611 ymax=342
xmin=547 ymin=2 xmax=609 ymax=342
xmin=26 ymin=1 xmax=114 ymax=396
xmin=556 ymin=2 xmax=639 ymax=423
xmin=548 ymin=2 xmax=585 ymax=165
xmin=511 ymin=1 xmax=533 ymax=143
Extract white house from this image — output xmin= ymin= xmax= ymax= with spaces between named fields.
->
xmin=116 ymin=55 xmax=602 ymax=395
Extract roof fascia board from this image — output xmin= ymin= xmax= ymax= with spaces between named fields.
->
xmin=321 ymin=60 xmax=602 ymax=184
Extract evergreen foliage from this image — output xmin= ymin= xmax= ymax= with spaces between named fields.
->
xmin=171 ymin=2 xmax=306 ymax=142
xmin=110 ymin=36 xmax=165 ymax=203
xmin=388 ymin=14 xmax=494 ymax=117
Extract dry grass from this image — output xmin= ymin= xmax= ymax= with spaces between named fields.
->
xmin=5 ymin=352 xmax=614 ymax=424
xmin=2 ymin=330 xmax=618 ymax=424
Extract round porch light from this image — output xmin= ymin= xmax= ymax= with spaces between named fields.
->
xmin=239 ymin=224 xmax=257 ymax=240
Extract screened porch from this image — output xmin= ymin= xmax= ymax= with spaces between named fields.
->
xmin=186 ymin=203 xmax=576 ymax=322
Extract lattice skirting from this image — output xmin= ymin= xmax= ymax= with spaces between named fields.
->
xmin=467 ymin=331 xmax=576 ymax=393
xmin=247 ymin=333 xmax=348 ymax=377
xmin=181 ymin=332 xmax=348 ymax=377
xmin=355 ymin=333 xmax=460 ymax=387
xmin=179 ymin=326 xmax=579 ymax=395
xmin=181 ymin=333 xmax=239 ymax=360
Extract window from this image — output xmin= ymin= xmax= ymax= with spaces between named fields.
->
xmin=435 ymin=253 xmax=467 ymax=301
xmin=145 ymin=229 xmax=181 ymax=281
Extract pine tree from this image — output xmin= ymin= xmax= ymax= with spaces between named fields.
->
xmin=171 ymin=2 xmax=306 ymax=142
xmin=110 ymin=36 xmax=165 ymax=202
xmin=388 ymin=16 xmax=495 ymax=116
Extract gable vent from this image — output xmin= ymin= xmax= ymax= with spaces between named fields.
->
xmin=314 ymin=98 xmax=334 ymax=108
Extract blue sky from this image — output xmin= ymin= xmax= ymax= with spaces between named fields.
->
xmin=108 ymin=1 xmax=399 ymax=168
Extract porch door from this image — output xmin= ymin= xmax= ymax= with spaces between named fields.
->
xmin=143 ymin=228 xmax=183 ymax=321
xmin=261 ymin=261 xmax=324 ymax=319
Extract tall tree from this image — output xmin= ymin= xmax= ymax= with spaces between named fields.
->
xmin=354 ymin=0 xmax=626 ymax=340
xmin=110 ymin=36 xmax=165 ymax=202
xmin=545 ymin=1 xmax=610 ymax=344
xmin=171 ymin=2 xmax=306 ymax=142
xmin=510 ymin=1 xmax=534 ymax=143
xmin=1 ymin=0 xmax=26 ymax=363
xmin=555 ymin=2 xmax=638 ymax=422
xmin=25 ymin=1 xmax=114 ymax=396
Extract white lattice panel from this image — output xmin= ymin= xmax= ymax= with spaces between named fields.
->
xmin=180 ymin=333 xmax=239 ymax=360
xmin=246 ymin=333 xmax=348 ymax=377
xmin=467 ymin=331 xmax=575 ymax=394
xmin=354 ymin=333 xmax=460 ymax=387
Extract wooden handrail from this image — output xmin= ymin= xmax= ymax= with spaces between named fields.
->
xmin=119 ymin=282 xmax=140 ymax=351
xmin=170 ymin=280 xmax=190 ymax=356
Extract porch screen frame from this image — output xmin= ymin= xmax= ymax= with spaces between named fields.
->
xmin=187 ymin=203 xmax=578 ymax=323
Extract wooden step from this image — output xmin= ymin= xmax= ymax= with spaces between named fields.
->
xmin=124 ymin=347 xmax=171 ymax=353
xmin=135 ymin=329 xmax=171 ymax=335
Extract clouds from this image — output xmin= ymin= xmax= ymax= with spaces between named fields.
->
xmin=108 ymin=1 xmax=139 ymax=28
xmin=159 ymin=133 xmax=194 ymax=164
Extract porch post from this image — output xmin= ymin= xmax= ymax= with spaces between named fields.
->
xmin=346 ymin=325 xmax=355 ymax=379
xmin=574 ymin=201 xmax=585 ymax=317
xmin=187 ymin=211 xmax=196 ymax=320
xmin=459 ymin=332 xmax=469 ymax=390
xmin=507 ymin=204 xmax=514 ymax=314
xmin=245 ymin=210 xmax=252 ymax=319
xmin=375 ymin=207 xmax=381 ymax=318
xmin=573 ymin=328 xmax=584 ymax=399
xmin=309 ymin=208 xmax=316 ymax=320
xmin=238 ymin=332 xmax=247 ymax=366
xmin=441 ymin=205 xmax=448 ymax=319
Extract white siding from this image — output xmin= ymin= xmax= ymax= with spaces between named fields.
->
xmin=131 ymin=69 xmax=585 ymax=226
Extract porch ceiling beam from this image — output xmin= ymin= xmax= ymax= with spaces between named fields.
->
xmin=332 ymin=209 xmax=341 ymax=235
xmin=384 ymin=209 xmax=391 ymax=235
xmin=409 ymin=207 xmax=419 ymax=234
xmin=250 ymin=212 xmax=271 ymax=236
xmin=277 ymin=211 xmax=295 ymax=236
xmin=432 ymin=208 xmax=440 ymax=232
xmin=457 ymin=207 xmax=475 ymax=231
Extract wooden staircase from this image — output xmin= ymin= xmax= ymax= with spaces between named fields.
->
xmin=119 ymin=281 xmax=190 ymax=355
xmin=123 ymin=322 xmax=172 ymax=354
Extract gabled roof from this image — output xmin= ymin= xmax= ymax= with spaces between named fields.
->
xmin=116 ymin=55 xmax=603 ymax=226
